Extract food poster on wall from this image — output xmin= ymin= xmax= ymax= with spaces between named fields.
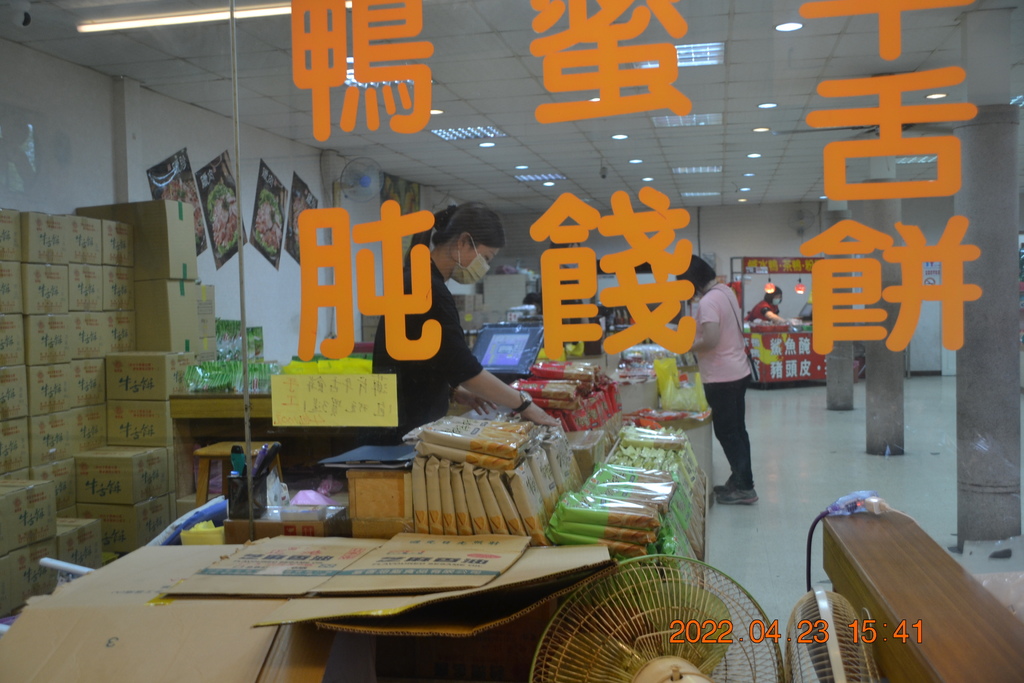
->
xmin=285 ymin=172 xmax=318 ymax=265
xmin=146 ymin=148 xmax=207 ymax=256
xmin=249 ymin=159 xmax=287 ymax=270
xmin=380 ymin=172 xmax=421 ymax=256
xmin=196 ymin=151 xmax=245 ymax=270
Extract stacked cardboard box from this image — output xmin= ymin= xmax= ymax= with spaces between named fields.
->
xmin=196 ymin=284 xmax=216 ymax=361
xmin=0 ymin=479 xmax=58 ymax=614
xmin=105 ymin=351 xmax=193 ymax=452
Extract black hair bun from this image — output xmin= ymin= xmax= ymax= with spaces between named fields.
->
xmin=433 ymin=204 xmax=459 ymax=234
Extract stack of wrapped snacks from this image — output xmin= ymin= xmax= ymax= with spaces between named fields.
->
xmin=538 ymin=426 xmax=584 ymax=496
xmin=413 ymin=416 xmax=533 ymax=470
xmin=546 ymin=491 xmax=660 ymax=559
xmin=510 ymin=379 xmax=583 ymax=410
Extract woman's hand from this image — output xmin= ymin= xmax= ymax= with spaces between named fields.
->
xmin=522 ymin=402 xmax=561 ymax=427
xmin=452 ymin=386 xmax=496 ymax=415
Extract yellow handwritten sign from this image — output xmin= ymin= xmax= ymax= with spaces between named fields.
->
xmin=271 ymin=374 xmax=397 ymax=427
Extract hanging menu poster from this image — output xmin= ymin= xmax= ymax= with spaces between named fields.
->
xmin=285 ymin=172 xmax=318 ymax=265
xmin=195 ymin=151 xmax=245 ymax=270
xmin=249 ymin=159 xmax=287 ymax=270
xmin=146 ymin=148 xmax=207 ymax=256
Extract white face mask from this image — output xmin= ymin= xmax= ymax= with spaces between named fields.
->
xmin=451 ymin=236 xmax=490 ymax=284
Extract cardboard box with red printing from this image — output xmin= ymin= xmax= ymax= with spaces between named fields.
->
xmin=0 ymin=314 xmax=24 ymax=367
xmin=106 ymin=400 xmax=172 ymax=448
xmin=102 ymin=265 xmax=134 ymax=310
xmin=75 ymin=446 xmax=168 ymax=505
xmin=68 ymin=404 xmax=106 ymax=451
xmin=55 ymin=517 xmax=103 ymax=569
xmin=0 ymin=366 xmax=27 ymax=421
xmin=30 ymin=458 xmax=75 ymax=511
xmin=69 ymin=311 xmax=104 ymax=359
xmin=106 ymin=352 xmax=194 ymax=401
xmin=68 ymin=263 xmax=102 ymax=311
xmin=69 ymin=357 xmax=105 ymax=407
xmin=0 ymin=261 xmax=22 ymax=315
xmin=0 ymin=418 xmax=29 ymax=475
xmin=0 ymin=479 xmax=57 ymax=555
xmin=24 ymin=314 xmax=70 ymax=366
xmin=9 ymin=537 xmax=58 ymax=607
xmin=21 ymin=263 xmax=68 ymax=315
xmin=0 ymin=551 xmax=12 ymax=617
xmin=28 ymin=411 xmax=71 ymax=467
xmin=68 ymin=215 xmax=102 ymax=265
xmin=20 ymin=212 xmax=68 ymax=264
xmin=134 ymin=279 xmax=199 ymax=353
xmin=105 ymin=311 xmax=135 ymax=353
xmin=76 ymin=494 xmax=170 ymax=553
xmin=95 ymin=220 xmax=133 ymax=267
xmin=79 ymin=200 xmax=196 ymax=281
xmin=27 ymin=363 xmax=70 ymax=415
xmin=0 ymin=209 xmax=20 ymax=261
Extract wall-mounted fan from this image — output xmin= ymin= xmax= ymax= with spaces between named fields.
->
xmin=530 ymin=555 xmax=784 ymax=683
xmin=785 ymin=588 xmax=881 ymax=683
xmin=339 ymin=157 xmax=382 ymax=202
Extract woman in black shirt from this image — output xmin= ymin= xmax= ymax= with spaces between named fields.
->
xmin=372 ymin=203 xmax=559 ymax=441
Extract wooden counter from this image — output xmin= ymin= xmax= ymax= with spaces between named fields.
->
xmin=823 ymin=512 xmax=1024 ymax=682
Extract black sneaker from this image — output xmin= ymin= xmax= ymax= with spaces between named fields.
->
xmin=713 ymin=477 xmax=737 ymax=495
xmin=716 ymin=488 xmax=758 ymax=505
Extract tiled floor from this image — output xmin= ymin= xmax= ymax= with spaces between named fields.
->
xmin=705 ymin=376 xmax=1024 ymax=627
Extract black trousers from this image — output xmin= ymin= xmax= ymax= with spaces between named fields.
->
xmin=703 ymin=375 xmax=754 ymax=490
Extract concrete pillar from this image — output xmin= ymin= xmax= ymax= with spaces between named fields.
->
xmin=111 ymin=77 xmax=144 ymax=203
xmin=955 ymin=7 xmax=1020 ymax=546
xmin=824 ymin=203 xmax=854 ymax=411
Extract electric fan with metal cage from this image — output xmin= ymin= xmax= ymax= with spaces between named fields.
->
xmin=785 ymin=588 xmax=881 ymax=683
xmin=530 ymin=555 xmax=785 ymax=683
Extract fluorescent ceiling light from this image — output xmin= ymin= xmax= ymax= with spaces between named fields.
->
xmin=642 ymin=177 xmax=654 ymax=182
xmin=516 ymin=173 xmax=566 ymax=182
xmin=634 ymin=42 xmax=725 ymax=69
xmin=681 ymin=191 xmax=721 ymax=197
xmin=629 ymin=159 xmax=643 ymax=164
xmin=744 ymin=173 xmax=756 ymax=177
xmin=430 ymin=126 xmax=507 ymax=141
xmin=753 ymin=127 xmax=770 ymax=133
xmin=747 ymin=153 xmax=762 ymax=158
xmin=758 ymin=102 xmax=778 ymax=109
xmin=672 ymin=165 xmax=722 ymax=174
xmin=543 ymin=182 xmax=556 ymax=187
xmin=739 ymin=187 xmax=751 ymax=192
xmin=896 ymin=155 xmax=938 ymax=164
xmin=611 ymin=134 xmax=629 ymax=140
xmin=430 ymin=109 xmax=444 ymax=115
xmin=515 ymin=165 xmax=529 ymax=170
xmin=478 ymin=142 xmax=495 ymax=148
xmin=775 ymin=22 xmax=803 ymax=32
xmin=819 ymin=195 xmax=828 ymax=199
xmin=78 ymin=3 xmax=295 ymax=32
xmin=652 ymin=113 xmax=722 ymax=127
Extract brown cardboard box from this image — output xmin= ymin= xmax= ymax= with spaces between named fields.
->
xmin=20 ymin=212 xmax=68 ymax=264
xmin=67 ymin=404 xmax=106 ymax=451
xmin=24 ymin=314 xmax=70 ymax=365
xmin=566 ymin=429 xmax=609 ymax=479
xmin=347 ymin=469 xmax=413 ymax=519
xmin=134 ymin=279 xmax=199 ymax=352
xmin=106 ymin=400 xmax=172 ymax=448
xmin=197 ymin=283 xmax=215 ymax=316
xmin=0 ymin=467 xmax=27 ymax=480
xmin=68 ymin=262 xmax=102 ymax=311
xmin=101 ymin=265 xmax=134 ymax=310
xmin=351 ymin=517 xmax=413 ymax=539
xmin=68 ymin=215 xmax=102 ymax=265
xmin=9 ymin=537 xmax=58 ymax=606
xmin=0 ymin=314 xmax=24 ymax=367
xmin=27 ymin=363 xmax=70 ymax=415
xmin=28 ymin=411 xmax=72 ymax=467
xmin=0 ymin=209 xmax=20 ymax=261
xmin=176 ymin=493 xmax=197 ymax=518
xmin=104 ymin=311 xmax=135 ymax=353
xmin=0 ymin=479 xmax=57 ymax=555
xmin=68 ymin=311 xmax=104 ymax=359
xmin=30 ymin=458 xmax=75 ymax=511
xmin=74 ymin=446 xmax=168 ymax=504
xmin=0 ymin=366 xmax=27 ymax=421
xmin=21 ymin=263 xmax=69 ymax=315
xmin=55 ymin=517 xmax=103 ymax=569
xmin=133 ymin=200 xmax=199 ymax=281
xmin=195 ymin=336 xmax=217 ymax=362
xmin=76 ymin=494 xmax=170 ymax=553
xmin=0 ymin=418 xmax=29 ymax=474
xmin=0 ymin=261 xmax=22 ymax=315
xmin=222 ymin=509 xmax=351 ymax=544
xmin=69 ymin=357 xmax=105 ymax=408
xmin=96 ymin=219 xmax=133 ymax=267
xmin=0 ymin=551 xmax=12 ymax=617
xmin=106 ymin=351 xmax=195 ymax=401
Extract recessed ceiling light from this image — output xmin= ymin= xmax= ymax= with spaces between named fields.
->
xmin=634 ymin=42 xmax=726 ymax=69
xmin=629 ymin=159 xmax=643 ymax=164
xmin=819 ymin=195 xmax=828 ymax=199
xmin=925 ymin=93 xmax=947 ymax=100
xmin=740 ymin=187 xmax=751 ymax=192
xmin=775 ymin=22 xmax=803 ymax=32
xmin=515 ymin=165 xmax=529 ymax=170
xmin=479 ymin=142 xmax=495 ymax=148
xmin=753 ymin=127 xmax=770 ymax=132
xmin=642 ymin=177 xmax=654 ymax=182
xmin=589 ymin=97 xmax=601 ymax=102
xmin=430 ymin=108 xmax=444 ymax=115
xmin=758 ymin=102 xmax=778 ymax=109
xmin=612 ymin=134 xmax=629 ymax=140
xmin=744 ymin=173 xmax=756 ymax=177
xmin=738 ymin=198 xmax=748 ymax=202
xmin=543 ymin=181 xmax=556 ymax=187
xmin=747 ymin=153 xmax=762 ymax=158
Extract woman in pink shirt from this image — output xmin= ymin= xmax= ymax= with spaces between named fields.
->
xmin=679 ymin=256 xmax=757 ymax=505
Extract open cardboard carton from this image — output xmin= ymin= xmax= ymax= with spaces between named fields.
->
xmin=0 ymin=535 xmax=615 ymax=682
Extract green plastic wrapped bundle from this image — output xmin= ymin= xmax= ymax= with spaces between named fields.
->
xmin=551 ymin=491 xmax=661 ymax=531
xmin=581 ymin=463 xmax=678 ymax=514
xmin=545 ymin=527 xmax=651 ymax=559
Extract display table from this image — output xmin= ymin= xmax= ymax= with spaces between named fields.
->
xmin=824 ymin=512 xmax=1024 ymax=682
xmin=746 ymin=329 xmax=825 ymax=384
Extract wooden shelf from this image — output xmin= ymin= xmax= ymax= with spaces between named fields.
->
xmin=170 ymin=394 xmax=273 ymax=419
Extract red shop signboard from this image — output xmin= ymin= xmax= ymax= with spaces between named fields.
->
xmin=747 ymin=331 xmax=826 ymax=383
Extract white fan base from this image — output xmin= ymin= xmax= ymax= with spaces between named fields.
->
xmin=632 ymin=657 xmax=715 ymax=683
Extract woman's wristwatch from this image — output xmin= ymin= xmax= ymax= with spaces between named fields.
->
xmin=511 ymin=390 xmax=533 ymax=415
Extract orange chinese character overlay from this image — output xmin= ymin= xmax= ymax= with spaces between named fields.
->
xmin=344 ymin=0 xmax=434 ymax=134
xmin=352 ymin=200 xmax=438 ymax=360
xmin=806 ymin=68 xmax=977 ymax=200
xmin=881 ymin=216 xmax=981 ymax=351
xmin=298 ymin=208 xmax=354 ymax=360
xmin=292 ymin=0 xmax=348 ymax=142
xmin=800 ymin=0 xmax=974 ymax=61
xmin=598 ymin=187 xmax=692 ymax=354
xmin=530 ymin=0 xmax=690 ymax=123
xmin=800 ymin=220 xmax=893 ymax=355
xmin=530 ymin=193 xmax=603 ymax=360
